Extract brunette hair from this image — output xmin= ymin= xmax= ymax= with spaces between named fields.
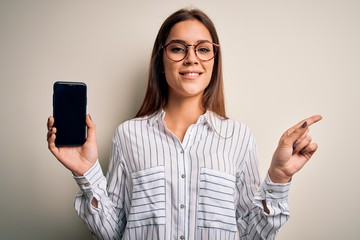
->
xmin=135 ymin=8 xmax=226 ymax=118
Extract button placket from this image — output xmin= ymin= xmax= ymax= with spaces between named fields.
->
xmin=178 ymin=146 xmax=186 ymax=240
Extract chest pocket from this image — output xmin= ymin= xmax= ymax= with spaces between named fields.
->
xmin=198 ymin=168 xmax=237 ymax=232
xmin=127 ymin=166 xmax=166 ymax=228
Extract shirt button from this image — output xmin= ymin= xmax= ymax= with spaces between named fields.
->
xmin=180 ymin=204 xmax=185 ymax=209
xmin=180 ymin=150 xmax=184 ymax=154
xmin=180 ymin=236 xmax=185 ymax=240
xmin=181 ymin=174 xmax=185 ymax=178
xmin=267 ymin=189 xmax=273 ymax=193
xmin=84 ymin=183 xmax=90 ymax=187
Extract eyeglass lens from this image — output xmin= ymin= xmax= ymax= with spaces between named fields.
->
xmin=165 ymin=42 xmax=217 ymax=61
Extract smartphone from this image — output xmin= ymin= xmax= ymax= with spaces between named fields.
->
xmin=53 ymin=81 xmax=87 ymax=147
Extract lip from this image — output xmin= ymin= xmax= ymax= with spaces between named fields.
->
xmin=179 ymin=71 xmax=204 ymax=77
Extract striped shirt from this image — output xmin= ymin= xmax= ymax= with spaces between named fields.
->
xmin=74 ymin=110 xmax=290 ymax=240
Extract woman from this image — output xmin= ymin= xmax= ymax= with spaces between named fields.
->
xmin=47 ymin=8 xmax=321 ymax=240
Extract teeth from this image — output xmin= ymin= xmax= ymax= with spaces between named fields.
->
xmin=183 ymin=73 xmax=199 ymax=76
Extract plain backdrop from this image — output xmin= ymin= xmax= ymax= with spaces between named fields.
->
xmin=0 ymin=0 xmax=359 ymax=239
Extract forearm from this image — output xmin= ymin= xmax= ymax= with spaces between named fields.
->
xmin=73 ymin=160 xmax=124 ymax=239
xmin=247 ymin=174 xmax=291 ymax=240
xmin=237 ymin=157 xmax=290 ymax=240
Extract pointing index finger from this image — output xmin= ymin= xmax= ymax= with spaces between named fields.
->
xmin=295 ymin=115 xmax=323 ymax=129
xmin=282 ymin=115 xmax=322 ymax=146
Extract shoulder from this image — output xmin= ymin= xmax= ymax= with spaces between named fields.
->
xmin=114 ymin=114 xmax=157 ymax=139
xmin=115 ymin=116 xmax=147 ymax=134
xmin=208 ymin=112 xmax=256 ymax=148
xmin=209 ymin=112 xmax=254 ymax=136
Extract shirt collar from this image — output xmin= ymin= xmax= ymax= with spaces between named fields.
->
xmin=148 ymin=109 xmax=219 ymax=132
xmin=203 ymin=110 xmax=221 ymax=131
xmin=147 ymin=109 xmax=165 ymax=126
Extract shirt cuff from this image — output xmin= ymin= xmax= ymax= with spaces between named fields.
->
xmin=256 ymin=174 xmax=291 ymax=203
xmin=73 ymin=160 xmax=105 ymax=194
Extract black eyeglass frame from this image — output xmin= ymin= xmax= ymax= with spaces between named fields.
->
xmin=162 ymin=40 xmax=220 ymax=62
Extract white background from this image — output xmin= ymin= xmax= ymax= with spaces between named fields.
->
xmin=0 ymin=0 xmax=359 ymax=239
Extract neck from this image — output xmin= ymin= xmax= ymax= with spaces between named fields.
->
xmin=164 ymin=96 xmax=205 ymax=142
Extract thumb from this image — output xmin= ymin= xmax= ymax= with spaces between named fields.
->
xmin=86 ymin=114 xmax=96 ymax=141
xmin=280 ymin=121 xmax=308 ymax=148
xmin=280 ymin=115 xmax=322 ymax=148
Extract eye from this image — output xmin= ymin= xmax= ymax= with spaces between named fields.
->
xmin=196 ymin=43 xmax=212 ymax=54
xmin=197 ymin=47 xmax=211 ymax=53
xmin=168 ymin=44 xmax=186 ymax=53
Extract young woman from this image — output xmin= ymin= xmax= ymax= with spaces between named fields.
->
xmin=47 ymin=8 xmax=321 ymax=240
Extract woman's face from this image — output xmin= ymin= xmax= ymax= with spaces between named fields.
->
xmin=163 ymin=19 xmax=214 ymax=102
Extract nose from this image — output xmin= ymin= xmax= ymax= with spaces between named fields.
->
xmin=183 ymin=45 xmax=199 ymax=65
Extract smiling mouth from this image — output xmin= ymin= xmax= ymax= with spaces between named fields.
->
xmin=180 ymin=72 xmax=202 ymax=77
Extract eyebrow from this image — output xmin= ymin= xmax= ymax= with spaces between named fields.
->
xmin=166 ymin=39 xmax=212 ymax=45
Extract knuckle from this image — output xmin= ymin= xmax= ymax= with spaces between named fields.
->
xmin=294 ymin=128 xmax=304 ymax=134
xmin=281 ymin=137 xmax=293 ymax=146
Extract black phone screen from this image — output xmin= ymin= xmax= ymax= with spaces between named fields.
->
xmin=53 ymin=81 xmax=87 ymax=146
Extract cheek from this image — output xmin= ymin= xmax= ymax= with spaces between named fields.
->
xmin=163 ymin=61 xmax=179 ymax=80
xmin=163 ymin=65 xmax=173 ymax=82
xmin=204 ymin=63 xmax=214 ymax=80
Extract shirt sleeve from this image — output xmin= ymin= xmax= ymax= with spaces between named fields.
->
xmin=236 ymin=137 xmax=291 ymax=240
xmin=73 ymin=140 xmax=126 ymax=239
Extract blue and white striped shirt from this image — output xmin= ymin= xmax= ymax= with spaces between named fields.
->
xmin=74 ymin=110 xmax=290 ymax=239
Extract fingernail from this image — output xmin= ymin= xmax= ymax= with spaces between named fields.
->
xmin=301 ymin=121 xmax=308 ymax=128
xmin=89 ymin=114 xmax=92 ymax=121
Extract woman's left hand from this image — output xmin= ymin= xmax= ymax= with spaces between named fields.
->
xmin=268 ymin=115 xmax=323 ymax=183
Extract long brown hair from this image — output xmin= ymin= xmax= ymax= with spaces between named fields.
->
xmin=135 ymin=8 xmax=226 ymax=118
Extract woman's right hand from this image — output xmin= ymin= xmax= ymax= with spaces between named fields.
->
xmin=47 ymin=114 xmax=98 ymax=176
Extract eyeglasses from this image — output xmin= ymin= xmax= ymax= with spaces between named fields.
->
xmin=162 ymin=40 xmax=219 ymax=62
